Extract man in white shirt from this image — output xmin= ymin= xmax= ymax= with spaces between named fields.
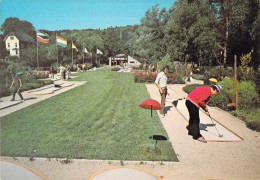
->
xmin=155 ymin=65 xmax=169 ymax=117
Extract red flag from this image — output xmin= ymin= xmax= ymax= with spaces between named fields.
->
xmin=37 ymin=36 xmax=49 ymax=44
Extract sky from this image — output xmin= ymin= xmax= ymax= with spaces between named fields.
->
xmin=1 ymin=0 xmax=175 ymax=31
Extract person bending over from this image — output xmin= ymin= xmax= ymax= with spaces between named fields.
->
xmin=185 ymin=84 xmax=223 ymax=143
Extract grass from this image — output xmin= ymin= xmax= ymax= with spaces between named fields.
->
xmin=0 ymin=68 xmax=178 ymax=161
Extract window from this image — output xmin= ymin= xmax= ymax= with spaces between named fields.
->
xmin=8 ymin=43 xmax=10 ymax=48
xmin=15 ymin=43 xmax=17 ymax=47
xmin=16 ymin=50 xmax=18 ymax=55
xmin=10 ymin=36 xmax=14 ymax=40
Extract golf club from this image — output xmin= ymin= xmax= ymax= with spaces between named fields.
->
xmin=208 ymin=115 xmax=223 ymax=137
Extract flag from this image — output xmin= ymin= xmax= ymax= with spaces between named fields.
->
xmin=37 ymin=36 xmax=49 ymax=44
xmin=96 ymin=48 xmax=103 ymax=55
xmin=72 ymin=42 xmax=78 ymax=51
xmin=37 ymin=31 xmax=49 ymax=44
xmin=83 ymin=46 xmax=89 ymax=54
xmin=37 ymin=31 xmax=48 ymax=37
xmin=56 ymin=36 xmax=67 ymax=47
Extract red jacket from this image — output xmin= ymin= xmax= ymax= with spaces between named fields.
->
xmin=187 ymin=86 xmax=211 ymax=109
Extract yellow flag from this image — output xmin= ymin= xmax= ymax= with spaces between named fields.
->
xmin=72 ymin=42 xmax=78 ymax=51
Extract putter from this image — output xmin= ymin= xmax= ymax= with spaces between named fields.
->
xmin=209 ymin=115 xmax=223 ymax=137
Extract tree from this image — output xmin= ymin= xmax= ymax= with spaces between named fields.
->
xmin=0 ymin=34 xmax=9 ymax=59
xmin=1 ymin=17 xmax=35 ymax=38
xmin=211 ymin=0 xmax=258 ymax=67
xmin=127 ymin=5 xmax=168 ymax=64
xmin=165 ymin=0 xmax=218 ymax=66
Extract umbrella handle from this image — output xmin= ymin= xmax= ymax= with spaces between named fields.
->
xmin=151 ymin=105 xmax=152 ymax=117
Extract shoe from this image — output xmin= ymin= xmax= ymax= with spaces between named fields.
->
xmin=188 ymin=131 xmax=193 ymax=136
xmin=197 ymin=136 xmax=207 ymax=143
xmin=20 ymin=99 xmax=24 ymax=102
xmin=159 ymin=114 xmax=165 ymax=118
xmin=10 ymin=99 xmax=15 ymax=101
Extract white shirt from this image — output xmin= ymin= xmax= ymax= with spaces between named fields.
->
xmin=155 ymin=72 xmax=167 ymax=88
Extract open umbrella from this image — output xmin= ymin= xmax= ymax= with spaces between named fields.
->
xmin=139 ymin=99 xmax=161 ymax=117
xmin=140 ymin=99 xmax=162 ymax=150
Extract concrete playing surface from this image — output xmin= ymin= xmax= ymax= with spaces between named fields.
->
xmin=0 ymin=161 xmax=47 ymax=180
xmin=0 ymin=101 xmax=22 ymax=110
xmin=89 ymin=167 xmax=161 ymax=180
xmin=28 ymin=83 xmax=74 ymax=95
xmin=173 ymin=98 xmax=242 ymax=142
xmin=146 ymin=84 xmax=243 ymax=142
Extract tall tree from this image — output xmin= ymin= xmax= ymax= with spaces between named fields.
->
xmin=1 ymin=17 xmax=35 ymax=37
xmin=211 ymin=0 xmax=258 ymax=66
xmin=165 ymin=0 xmax=218 ymax=66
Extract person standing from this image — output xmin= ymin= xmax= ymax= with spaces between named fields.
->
xmin=155 ymin=65 xmax=169 ymax=117
xmin=50 ymin=65 xmax=55 ymax=79
xmin=185 ymin=84 xmax=223 ymax=143
xmin=10 ymin=72 xmax=24 ymax=101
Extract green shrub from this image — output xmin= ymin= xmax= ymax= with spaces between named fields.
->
xmin=237 ymin=81 xmax=259 ymax=109
xmin=182 ymin=84 xmax=204 ymax=94
xmin=209 ymin=92 xmax=230 ymax=110
xmin=167 ymin=74 xmax=185 ymax=84
xmin=191 ymin=74 xmax=205 ymax=80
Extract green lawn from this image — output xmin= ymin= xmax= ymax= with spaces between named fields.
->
xmin=0 ymin=68 xmax=178 ymax=161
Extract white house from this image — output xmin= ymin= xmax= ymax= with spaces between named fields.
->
xmin=4 ymin=32 xmax=35 ymax=57
xmin=109 ymin=53 xmax=141 ymax=68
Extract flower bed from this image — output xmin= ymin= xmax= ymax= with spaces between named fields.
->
xmin=112 ymin=67 xmax=120 ymax=71
xmin=132 ymin=71 xmax=185 ymax=84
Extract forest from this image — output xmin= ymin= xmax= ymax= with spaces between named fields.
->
xmin=0 ymin=0 xmax=259 ymax=69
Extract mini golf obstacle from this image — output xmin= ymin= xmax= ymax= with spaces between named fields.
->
xmin=0 ymin=101 xmax=22 ymax=110
xmin=0 ymin=97 xmax=37 ymax=110
xmin=140 ymin=99 xmax=167 ymax=150
xmin=88 ymin=166 xmax=162 ymax=180
xmin=28 ymin=82 xmax=74 ymax=95
xmin=173 ymin=98 xmax=243 ymax=142
xmin=0 ymin=160 xmax=47 ymax=180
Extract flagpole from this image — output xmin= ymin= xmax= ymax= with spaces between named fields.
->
xmin=83 ymin=45 xmax=84 ymax=65
xmin=72 ymin=41 xmax=73 ymax=65
xmin=56 ymin=33 xmax=58 ymax=66
xmin=91 ymin=50 xmax=93 ymax=66
xmin=36 ymin=32 xmax=39 ymax=70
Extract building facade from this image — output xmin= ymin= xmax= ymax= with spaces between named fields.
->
xmin=4 ymin=32 xmax=35 ymax=57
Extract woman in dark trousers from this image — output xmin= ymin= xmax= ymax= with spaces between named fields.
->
xmin=185 ymin=84 xmax=223 ymax=143
xmin=10 ymin=73 xmax=24 ymax=101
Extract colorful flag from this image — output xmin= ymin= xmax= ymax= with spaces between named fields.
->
xmin=56 ymin=36 xmax=67 ymax=47
xmin=37 ymin=36 xmax=49 ymax=43
xmin=37 ymin=31 xmax=48 ymax=37
xmin=83 ymin=46 xmax=89 ymax=54
xmin=97 ymin=48 xmax=103 ymax=55
xmin=37 ymin=31 xmax=49 ymax=43
xmin=72 ymin=42 xmax=78 ymax=51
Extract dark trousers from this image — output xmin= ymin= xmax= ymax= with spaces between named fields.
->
xmin=159 ymin=88 xmax=167 ymax=115
xmin=12 ymin=87 xmax=23 ymax=100
xmin=185 ymin=100 xmax=202 ymax=139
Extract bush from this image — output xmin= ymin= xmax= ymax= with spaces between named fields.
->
xmin=0 ymin=70 xmax=53 ymax=98
xmin=182 ymin=84 xmax=204 ymax=94
xmin=132 ymin=71 xmax=157 ymax=83
xmin=167 ymin=73 xmax=185 ymax=84
xmin=133 ymin=71 xmax=185 ymax=84
xmin=237 ymin=80 xmax=259 ymax=109
xmin=191 ymin=74 xmax=205 ymax=80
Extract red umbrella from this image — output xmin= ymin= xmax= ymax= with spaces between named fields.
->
xmin=140 ymin=99 xmax=161 ymax=117
xmin=139 ymin=99 xmax=161 ymax=110
xmin=140 ymin=99 xmax=162 ymax=151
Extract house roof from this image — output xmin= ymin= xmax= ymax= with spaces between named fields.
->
xmin=4 ymin=32 xmax=35 ymax=42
